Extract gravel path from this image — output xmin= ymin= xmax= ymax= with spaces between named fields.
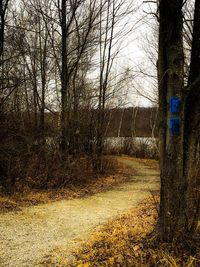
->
xmin=0 ymin=157 xmax=160 ymax=267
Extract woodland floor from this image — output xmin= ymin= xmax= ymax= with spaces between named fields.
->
xmin=0 ymin=156 xmax=160 ymax=267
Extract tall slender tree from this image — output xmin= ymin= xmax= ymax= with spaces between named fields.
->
xmin=0 ymin=0 xmax=9 ymax=60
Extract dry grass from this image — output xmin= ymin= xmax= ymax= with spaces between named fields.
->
xmin=133 ymin=157 xmax=159 ymax=171
xmin=0 ymin=156 xmax=132 ymax=213
xmin=47 ymin=197 xmax=200 ymax=267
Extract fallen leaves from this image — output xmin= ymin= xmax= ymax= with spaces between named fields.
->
xmin=47 ymin=198 xmax=157 ymax=267
xmin=56 ymin=197 xmax=199 ymax=267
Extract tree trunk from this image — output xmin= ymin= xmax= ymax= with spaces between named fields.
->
xmin=60 ymin=0 xmax=68 ymax=151
xmin=158 ymin=0 xmax=187 ymax=242
xmin=184 ymin=0 xmax=200 ymax=234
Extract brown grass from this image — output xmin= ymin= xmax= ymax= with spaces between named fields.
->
xmin=47 ymin=197 xmax=200 ymax=267
xmin=133 ymin=157 xmax=159 ymax=171
xmin=0 ymin=156 xmax=132 ymax=213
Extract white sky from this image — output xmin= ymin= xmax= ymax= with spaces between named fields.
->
xmin=113 ymin=0 xmax=158 ymax=107
xmin=87 ymin=0 xmax=158 ymax=108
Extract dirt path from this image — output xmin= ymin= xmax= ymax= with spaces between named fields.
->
xmin=0 ymin=157 xmax=159 ymax=267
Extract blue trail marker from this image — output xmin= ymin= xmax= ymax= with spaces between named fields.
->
xmin=169 ymin=117 xmax=181 ymax=135
xmin=170 ymin=96 xmax=181 ymax=113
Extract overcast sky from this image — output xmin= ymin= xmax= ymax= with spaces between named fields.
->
xmin=115 ymin=0 xmax=158 ymax=107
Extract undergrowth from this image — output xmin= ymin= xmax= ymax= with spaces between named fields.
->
xmin=0 ymin=156 xmax=131 ymax=212
xmin=45 ymin=197 xmax=200 ymax=267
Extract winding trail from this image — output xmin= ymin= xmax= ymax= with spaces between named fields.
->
xmin=0 ymin=157 xmax=160 ymax=267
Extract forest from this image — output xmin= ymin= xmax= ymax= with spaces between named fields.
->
xmin=0 ymin=0 xmax=199 ymax=266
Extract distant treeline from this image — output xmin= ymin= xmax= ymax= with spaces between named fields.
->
xmin=1 ymin=107 xmax=158 ymax=139
xmin=105 ymin=107 xmax=158 ymax=137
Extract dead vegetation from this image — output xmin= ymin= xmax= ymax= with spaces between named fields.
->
xmin=0 ymin=156 xmax=132 ymax=213
xmin=45 ymin=197 xmax=200 ymax=267
xmin=133 ymin=157 xmax=159 ymax=171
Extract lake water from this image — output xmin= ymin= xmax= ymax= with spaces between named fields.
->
xmin=104 ymin=137 xmax=158 ymax=149
xmin=44 ymin=136 xmax=158 ymax=154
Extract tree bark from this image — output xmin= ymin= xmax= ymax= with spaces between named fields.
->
xmin=60 ymin=0 xmax=68 ymax=151
xmin=158 ymin=0 xmax=187 ymax=242
xmin=184 ymin=0 xmax=200 ymax=234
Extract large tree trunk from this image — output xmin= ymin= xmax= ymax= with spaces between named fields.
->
xmin=158 ymin=0 xmax=187 ymax=242
xmin=184 ymin=0 xmax=200 ymax=234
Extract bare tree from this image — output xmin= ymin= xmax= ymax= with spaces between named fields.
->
xmin=0 ymin=0 xmax=9 ymax=59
